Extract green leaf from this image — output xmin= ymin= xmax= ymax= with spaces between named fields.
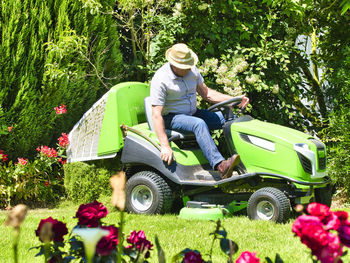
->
xmin=219 ymin=238 xmax=238 ymax=255
xmin=155 ymin=235 xmax=166 ymax=263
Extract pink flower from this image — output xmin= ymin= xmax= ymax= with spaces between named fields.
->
xmin=313 ymin=233 xmax=342 ymax=263
xmin=58 ymin=133 xmax=69 ymax=148
xmin=292 ymin=214 xmax=323 ymax=237
xmin=96 ymin=225 xmax=119 ymax=256
xmin=17 ymin=158 xmax=28 ymax=165
xmin=307 ymin=203 xmax=330 ymax=219
xmin=35 ymin=217 xmax=68 ymax=243
xmin=183 ymin=251 xmax=204 ymax=263
xmin=236 ymin=251 xmax=260 ymax=263
xmin=127 ymin=230 xmax=153 ymax=258
xmin=8 ymin=126 xmax=13 ymax=132
xmin=37 ymin=146 xmax=57 ymax=158
xmin=75 ymin=200 xmax=108 ymax=227
xmin=0 ymin=150 xmax=8 ymax=162
xmin=54 ymin=104 xmax=67 ymax=114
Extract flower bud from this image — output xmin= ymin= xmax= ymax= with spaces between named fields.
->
xmin=110 ymin=172 xmax=126 ymax=211
xmin=4 ymin=204 xmax=28 ymax=229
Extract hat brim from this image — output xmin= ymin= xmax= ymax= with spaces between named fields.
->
xmin=166 ymin=47 xmax=198 ymax=69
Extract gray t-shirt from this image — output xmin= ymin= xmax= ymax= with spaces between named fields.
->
xmin=150 ymin=62 xmax=204 ymax=115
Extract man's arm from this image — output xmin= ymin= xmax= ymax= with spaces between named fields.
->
xmin=152 ymin=105 xmax=174 ymax=165
xmin=197 ymin=82 xmax=249 ymax=108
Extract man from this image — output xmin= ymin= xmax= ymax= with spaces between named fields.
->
xmin=150 ymin=43 xmax=249 ymax=179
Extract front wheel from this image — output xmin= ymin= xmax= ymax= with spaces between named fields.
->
xmin=247 ymin=187 xmax=291 ymax=223
xmin=125 ymin=171 xmax=173 ymax=214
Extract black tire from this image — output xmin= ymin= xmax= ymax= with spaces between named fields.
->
xmin=247 ymin=187 xmax=291 ymax=223
xmin=315 ymin=187 xmax=333 ymax=207
xmin=125 ymin=171 xmax=173 ymax=214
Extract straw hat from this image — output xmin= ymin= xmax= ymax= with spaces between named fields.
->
xmin=165 ymin=43 xmax=198 ymax=69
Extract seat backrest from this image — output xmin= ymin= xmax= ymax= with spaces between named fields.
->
xmin=144 ymin=96 xmax=155 ymax=131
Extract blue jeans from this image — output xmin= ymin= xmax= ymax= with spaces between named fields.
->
xmin=163 ymin=109 xmax=226 ymax=169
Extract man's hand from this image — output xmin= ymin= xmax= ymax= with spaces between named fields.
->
xmin=238 ymin=95 xmax=250 ymax=108
xmin=160 ymin=145 xmax=174 ymax=165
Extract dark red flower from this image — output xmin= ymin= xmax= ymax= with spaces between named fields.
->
xmin=338 ymin=224 xmax=350 ymax=247
xmin=127 ymin=230 xmax=153 ymax=258
xmin=54 ymin=104 xmax=67 ymax=114
xmin=75 ymin=200 xmax=108 ymax=227
xmin=58 ymin=133 xmax=69 ymax=148
xmin=44 ymin=181 xmax=50 ymax=187
xmin=183 ymin=251 xmax=204 ymax=263
xmin=236 ymin=251 xmax=260 ymax=263
xmin=35 ymin=217 xmax=68 ymax=243
xmin=96 ymin=225 xmax=119 ymax=256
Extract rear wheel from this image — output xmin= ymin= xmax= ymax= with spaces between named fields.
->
xmin=247 ymin=187 xmax=291 ymax=223
xmin=125 ymin=171 xmax=173 ymax=214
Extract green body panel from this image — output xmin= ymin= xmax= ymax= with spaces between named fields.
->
xmin=128 ymin=123 xmax=208 ymax=166
xmin=98 ymin=82 xmax=150 ymax=156
xmin=230 ymin=119 xmax=326 ymax=184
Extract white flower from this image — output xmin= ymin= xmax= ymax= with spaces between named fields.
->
xmin=73 ymin=228 xmax=109 ymax=263
xmin=217 ymin=64 xmax=228 ymax=74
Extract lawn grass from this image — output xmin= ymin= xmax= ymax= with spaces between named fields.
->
xmin=1 ymin=201 xmax=350 ymax=263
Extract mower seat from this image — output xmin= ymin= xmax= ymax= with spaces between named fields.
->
xmin=144 ymin=97 xmax=195 ymax=141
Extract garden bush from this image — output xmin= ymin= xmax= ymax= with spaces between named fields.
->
xmin=64 ymin=161 xmax=115 ymax=204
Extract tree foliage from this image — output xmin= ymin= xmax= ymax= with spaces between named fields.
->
xmin=0 ymin=0 xmax=123 ymax=160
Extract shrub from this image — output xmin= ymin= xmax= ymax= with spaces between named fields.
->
xmin=64 ymin=162 xmax=114 ymax=204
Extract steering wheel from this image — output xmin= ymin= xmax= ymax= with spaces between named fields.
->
xmin=208 ymin=96 xmax=243 ymax=121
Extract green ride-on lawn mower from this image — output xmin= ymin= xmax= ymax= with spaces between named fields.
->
xmin=67 ymin=82 xmax=332 ymax=223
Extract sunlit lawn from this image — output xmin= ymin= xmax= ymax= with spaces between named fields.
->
xmin=1 ymin=201 xmax=350 ymax=263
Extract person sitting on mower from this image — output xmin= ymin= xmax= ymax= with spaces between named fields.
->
xmin=150 ymin=43 xmax=249 ymax=179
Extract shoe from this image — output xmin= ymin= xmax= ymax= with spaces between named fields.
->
xmin=217 ymin=154 xmax=241 ymax=179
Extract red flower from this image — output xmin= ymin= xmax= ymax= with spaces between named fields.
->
xmin=35 ymin=217 xmax=68 ymax=243
xmin=54 ymin=104 xmax=67 ymax=114
xmin=127 ymin=230 xmax=153 ymax=258
xmin=183 ymin=251 xmax=204 ymax=263
xmin=17 ymin=158 xmax=28 ymax=165
xmin=299 ymin=224 xmax=329 ymax=251
xmin=236 ymin=251 xmax=260 ymax=263
xmin=0 ymin=150 xmax=8 ymax=162
xmin=58 ymin=158 xmax=67 ymax=165
xmin=37 ymin=146 xmax=57 ymax=158
xmin=75 ymin=200 xmax=108 ymax=227
xmin=58 ymin=133 xmax=69 ymax=148
xmin=8 ymin=126 xmax=13 ymax=132
xmin=96 ymin=225 xmax=119 ymax=256
xmin=44 ymin=181 xmax=50 ymax=186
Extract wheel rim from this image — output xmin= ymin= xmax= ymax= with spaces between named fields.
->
xmin=256 ymin=200 xmax=274 ymax=220
xmin=131 ymin=185 xmax=153 ymax=212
